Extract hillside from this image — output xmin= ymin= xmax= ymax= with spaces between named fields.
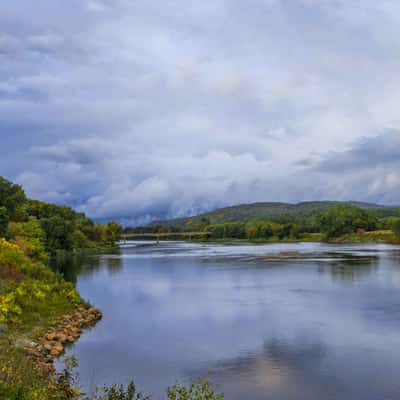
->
xmin=148 ymin=201 xmax=400 ymax=228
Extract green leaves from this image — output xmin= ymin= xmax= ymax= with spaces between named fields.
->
xmin=84 ymin=378 xmax=223 ymax=400
xmin=0 ymin=207 xmax=8 ymax=238
xmin=318 ymin=204 xmax=378 ymax=238
xmin=392 ymin=219 xmax=400 ymax=238
xmin=0 ymin=177 xmax=26 ymax=221
xmin=88 ymin=382 xmax=150 ymax=400
xmin=166 ymin=378 xmax=224 ymax=400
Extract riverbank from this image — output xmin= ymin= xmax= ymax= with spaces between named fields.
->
xmin=26 ymin=305 xmax=102 ymax=377
xmin=0 ymin=238 xmax=103 ymax=399
xmin=182 ymin=229 xmax=399 ymax=245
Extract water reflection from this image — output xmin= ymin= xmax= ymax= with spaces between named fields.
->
xmin=316 ymin=255 xmax=378 ymax=282
xmin=56 ymin=242 xmax=400 ymax=400
xmin=49 ymin=249 xmax=122 ymax=283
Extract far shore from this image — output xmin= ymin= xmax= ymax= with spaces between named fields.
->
xmin=123 ymin=230 xmax=399 ymax=246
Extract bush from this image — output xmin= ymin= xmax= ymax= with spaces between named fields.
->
xmin=8 ymin=219 xmax=48 ymax=262
xmin=0 ymin=206 xmax=8 ymax=238
xmin=393 ymin=219 xmax=400 ymax=239
xmin=0 ymin=238 xmax=29 ymax=270
xmin=88 ymin=382 xmax=150 ymax=400
xmin=318 ymin=205 xmax=377 ymax=238
xmin=166 ymin=378 xmax=224 ymax=400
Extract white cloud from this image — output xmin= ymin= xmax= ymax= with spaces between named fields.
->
xmin=1 ymin=0 xmax=400 ymax=222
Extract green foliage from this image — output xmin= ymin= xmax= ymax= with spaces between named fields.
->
xmin=105 ymin=222 xmax=123 ymax=245
xmin=86 ymin=378 xmax=223 ymax=400
xmin=40 ymin=215 xmax=75 ymax=252
xmin=393 ymin=219 xmax=400 ymax=238
xmin=207 ymin=222 xmax=246 ymax=239
xmin=147 ymin=201 xmax=399 ymax=229
xmin=166 ymin=378 xmax=224 ymax=400
xmin=0 ymin=177 xmax=27 ymax=221
xmin=0 ymin=238 xmax=82 ymax=325
xmin=0 ymin=346 xmax=73 ymax=400
xmin=0 ymin=175 xmax=123 ymax=253
xmin=0 ymin=206 xmax=9 ymax=238
xmin=0 ymin=238 xmax=30 ymax=270
xmin=318 ymin=204 xmax=377 ymax=238
xmin=8 ymin=219 xmax=48 ymax=262
xmin=133 ymin=203 xmax=387 ymax=243
xmin=245 ymin=221 xmax=274 ymax=240
xmin=0 ymin=280 xmax=52 ymax=324
xmin=0 ymin=268 xmax=81 ymax=325
xmin=88 ymin=382 xmax=150 ymax=400
xmin=72 ymin=229 xmax=91 ymax=250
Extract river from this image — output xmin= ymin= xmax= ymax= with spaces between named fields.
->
xmin=55 ymin=241 xmax=400 ymax=399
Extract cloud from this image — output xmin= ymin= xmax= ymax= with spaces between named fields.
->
xmin=314 ymin=130 xmax=400 ymax=172
xmin=1 ymin=0 xmax=400 ymax=223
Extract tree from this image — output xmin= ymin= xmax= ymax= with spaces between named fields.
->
xmin=393 ymin=219 xmax=400 ymax=239
xmin=40 ymin=215 xmax=74 ymax=252
xmin=105 ymin=221 xmax=123 ymax=245
xmin=0 ymin=176 xmax=26 ymax=221
xmin=318 ymin=204 xmax=376 ymax=238
xmin=8 ymin=218 xmax=47 ymax=261
xmin=0 ymin=206 xmax=9 ymax=237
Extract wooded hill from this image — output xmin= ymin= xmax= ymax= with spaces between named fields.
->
xmin=148 ymin=201 xmax=400 ymax=229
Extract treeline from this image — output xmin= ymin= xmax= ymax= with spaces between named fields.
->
xmin=0 ymin=176 xmax=122 ymax=257
xmin=128 ymin=204 xmax=400 ymax=241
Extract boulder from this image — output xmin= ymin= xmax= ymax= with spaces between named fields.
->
xmin=50 ymin=343 xmax=64 ymax=357
xmin=43 ymin=342 xmax=53 ymax=352
xmin=46 ymin=332 xmax=57 ymax=341
xmin=57 ymin=333 xmax=68 ymax=343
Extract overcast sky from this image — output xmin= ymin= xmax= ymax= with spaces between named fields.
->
xmin=1 ymin=0 xmax=400 ymax=224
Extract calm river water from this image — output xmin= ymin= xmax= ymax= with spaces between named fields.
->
xmin=56 ymin=241 xmax=400 ymax=399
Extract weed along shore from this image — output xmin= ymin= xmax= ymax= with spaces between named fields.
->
xmin=24 ymin=306 xmax=102 ymax=377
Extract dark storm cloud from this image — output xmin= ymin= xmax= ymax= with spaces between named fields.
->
xmin=1 ymin=0 xmax=400 ymax=222
xmin=315 ymin=131 xmax=400 ymax=172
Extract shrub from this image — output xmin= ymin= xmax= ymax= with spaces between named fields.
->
xmin=393 ymin=219 xmax=400 ymax=239
xmin=166 ymin=378 xmax=224 ymax=400
xmin=0 ymin=238 xmax=29 ymax=270
xmin=8 ymin=220 xmax=48 ymax=262
xmin=0 ymin=280 xmax=52 ymax=324
xmin=88 ymin=382 xmax=150 ymax=400
xmin=86 ymin=378 xmax=223 ymax=400
xmin=0 ymin=206 xmax=8 ymax=238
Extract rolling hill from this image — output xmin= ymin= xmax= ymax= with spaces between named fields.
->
xmin=148 ymin=201 xmax=400 ymax=228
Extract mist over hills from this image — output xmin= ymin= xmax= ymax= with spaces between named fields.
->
xmin=147 ymin=201 xmax=400 ymax=228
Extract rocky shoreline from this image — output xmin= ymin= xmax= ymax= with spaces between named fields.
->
xmin=23 ymin=305 xmax=102 ymax=377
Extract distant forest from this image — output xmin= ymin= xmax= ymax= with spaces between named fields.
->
xmin=126 ymin=201 xmax=400 ymax=241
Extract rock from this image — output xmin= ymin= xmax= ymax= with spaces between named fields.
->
xmin=50 ymin=343 xmax=64 ymax=357
xmin=46 ymin=332 xmax=57 ymax=341
xmin=43 ymin=342 xmax=53 ymax=352
xmin=58 ymin=333 xmax=68 ymax=343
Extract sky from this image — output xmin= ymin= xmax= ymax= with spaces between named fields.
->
xmin=1 ymin=0 xmax=400 ymax=224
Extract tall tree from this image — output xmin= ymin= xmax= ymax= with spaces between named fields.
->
xmin=0 ymin=206 xmax=9 ymax=237
xmin=0 ymin=176 xmax=26 ymax=221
